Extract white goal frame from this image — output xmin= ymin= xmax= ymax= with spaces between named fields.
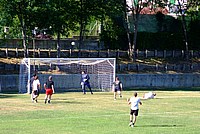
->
xmin=19 ymin=58 xmax=116 ymax=93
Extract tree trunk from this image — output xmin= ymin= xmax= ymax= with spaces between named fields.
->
xmin=22 ymin=23 xmax=27 ymax=58
xmin=57 ymin=32 xmax=61 ymax=58
xmin=178 ymin=0 xmax=189 ymax=60
xmin=79 ymin=0 xmax=83 ymax=49
xmin=123 ymin=0 xmax=132 ymax=59
xmin=132 ymin=9 xmax=140 ymax=62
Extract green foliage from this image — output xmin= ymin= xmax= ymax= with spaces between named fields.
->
xmin=0 ymin=0 xmax=199 ymax=51
xmin=188 ymin=19 xmax=200 ymax=49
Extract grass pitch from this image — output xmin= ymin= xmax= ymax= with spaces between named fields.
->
xmin=0 ymin=91 xmax=199 ymax=134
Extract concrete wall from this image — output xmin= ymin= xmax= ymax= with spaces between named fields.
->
xmin=0 ymin=73 xmax=200 ymax=92
xmin=0 ymin=75 xmax=19 ymax=92
xmin=118 ymin=74 xmax=200 ymax=88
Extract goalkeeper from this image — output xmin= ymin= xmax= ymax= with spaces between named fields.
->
xmin=80 ymin=71 xmax=93 ymax=94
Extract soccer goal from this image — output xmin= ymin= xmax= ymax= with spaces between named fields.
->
xmin=19 ymin=58 xmax=116 ymax=93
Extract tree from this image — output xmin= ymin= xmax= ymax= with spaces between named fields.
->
xmin=36 ymin=0 xmax=79 ymax=57
xmin=95 ymin=0 xmax=126 ymax=49
xmin=0 ymin=0 xmax=36 ymax=57
xmin=125 ymin=0 xmax=146 ymax=60
xmin=0 ymin=0 xmax=80 ymax=58
xmin=124 ymin=0 xmax=171 ymax=61
xmin=173 ymin=0 xmax=200 ymax=60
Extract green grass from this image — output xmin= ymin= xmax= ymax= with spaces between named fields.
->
xmin=0 ymin=91 xmax=199 ymax=134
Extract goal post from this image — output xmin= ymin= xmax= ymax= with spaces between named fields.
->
xmin=19 ymin=58 xmax=116 ymax=93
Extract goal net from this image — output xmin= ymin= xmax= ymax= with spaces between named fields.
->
xmin=19 ymin=58 xmax=116 ymax=93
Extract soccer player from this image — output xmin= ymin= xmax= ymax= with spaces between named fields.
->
xmin=143 ymin=92 xmax=156 ymax=99
xmin=112 ymin=76 xmax=123 ymax=100
xmin=31 ymin=75 xmax=41 ymax=103
xmin=29 ymin=74 xmax=36 ymax=94
xmin=127 ymin=92 xmax=142 ymax=127
xmin=80 ymin=71 xmax=93 ymax=94
xmin=44 ymin=76 xmax=55 ymax=104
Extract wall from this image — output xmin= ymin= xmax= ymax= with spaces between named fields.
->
xmin=1 ymin=73 xmax=200 ymax=92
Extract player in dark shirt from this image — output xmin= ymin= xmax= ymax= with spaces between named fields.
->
xmin=81 ymin=71 xmax=93 ymax=94
xmin=112 ymin=76 xmax=123 ymax=100
xmin=44 ymin=76 xmax=55 ymax=104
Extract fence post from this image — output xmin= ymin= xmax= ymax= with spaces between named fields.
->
xmin=155 ymin=64 xmax=158 ymax=71
xmin=145 ymin=49 xmax=148 ymax=58
xmin=136 ymin=49 xmax=139 ymax=58
xmin=107 ymin=49 xmax=109 ymax=58
xmin=38 ymin=48 xmax=40 ymax=58
xmin=5 ymin=48 xmax=8 ymax=57
xmin=116 ymin=49 xmax=119 ymax=59
xmin=27 ymin=48 xmax=29 ymax=57
xmin=190 ymin=64 xmax=193 ymax=71
xmin=69 ymin=49 xmax=72 ymax=57
xmin=98 ymin=49 xmax=100 ymax=57
xmin=165 ymin=64 xmax=168 ymax=72
xmin=78 ymin=49 xmax=81 ymax=58
xmin=190 ymin=50 xmax=193 ymax=58
xmin=16 ymin=48 xmax=18 ymax=57
xmin=136 ymin=63 xmax=139 ymax=72
xmin=48 ymin=48 xmax=51 ymax=57
xmin=172 ymin=50 xmax=175 ymax=58
xmin=163 ymin=50 xmax=166 ymax=58
xmin=181 ymin=50 xmax=184 ymax=58
xmin=154 ymin=50 xmax=157 ymax=57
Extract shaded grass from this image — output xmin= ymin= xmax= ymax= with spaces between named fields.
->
xmin=0 ymin=91 xmax=199 ymax=134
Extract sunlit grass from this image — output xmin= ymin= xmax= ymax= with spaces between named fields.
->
xmin=0 ymin=91 xmax=199 ymax=134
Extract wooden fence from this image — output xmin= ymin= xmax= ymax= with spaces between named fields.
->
xmin=0 ymin=48 xmax=200 ymax=59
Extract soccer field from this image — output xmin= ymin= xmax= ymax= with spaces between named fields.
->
xmin=0 ymin=91 xmax=199 ymax=134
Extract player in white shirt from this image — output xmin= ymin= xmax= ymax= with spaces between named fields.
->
xmin=143 ymin=92 xmax=156 ymax=99
xmin=31 ymin=75 xmax=41 ymax=103
xmin=127 ymin=92 xmax=142 ymax=127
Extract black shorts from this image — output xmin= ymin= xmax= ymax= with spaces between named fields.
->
xmin=114 ymin=88 xmax=121 ymax=92
xmin=130 ymin=109 xmax=139 ymax=116
xmin=33 ymin=90 xmax=40 ymax=96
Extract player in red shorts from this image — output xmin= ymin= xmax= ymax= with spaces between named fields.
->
xmin=44 ymin=76 xmax=55 ymax=104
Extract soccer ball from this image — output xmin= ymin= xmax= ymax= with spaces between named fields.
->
xmin=71 ymin=41 xmax=75 ymax=46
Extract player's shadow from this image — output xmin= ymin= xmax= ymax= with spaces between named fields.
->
xmin=0 ymin=94 xmax=17 ymax=99
xmin=136 ymin=124 xmax=183 ymax=128
xmin=53 ymin=100 xmax=84 ymax=104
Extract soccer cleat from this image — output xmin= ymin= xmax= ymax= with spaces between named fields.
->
xmin=129 ymin=122 xmax=133 ymax=127
xmin=48 ymin=100 xmax=51 ymax=104
xmin=45 ymin=99 xmax=47 ymax=104
xmin=35 ymin=99 xmax=38 ymax=103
